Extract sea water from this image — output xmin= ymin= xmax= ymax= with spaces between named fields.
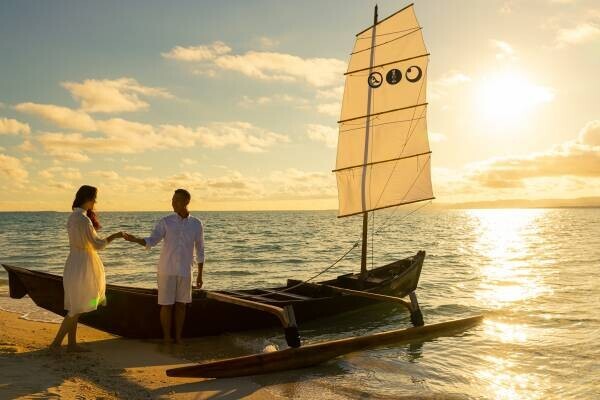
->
xmin=0 ymin=208 xmax=598 ymax=399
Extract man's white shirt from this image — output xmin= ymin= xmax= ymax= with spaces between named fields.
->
xmin=144 ymin=213 xmax=204 ymax=277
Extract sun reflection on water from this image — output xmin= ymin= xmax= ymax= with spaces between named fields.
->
xmin=483 ymin=319 xmax=528 ymax=343
xmin=477 ymin=356 xmax=543 ymax=400
xmin=468 ymin=209 xmax=551 ymax=308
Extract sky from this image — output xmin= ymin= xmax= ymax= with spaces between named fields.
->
xmin=0 ymin=0 xmax=599 ymax=211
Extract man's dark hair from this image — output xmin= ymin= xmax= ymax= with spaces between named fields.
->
xmin=174 ymin=188 xmax=191 ymax=204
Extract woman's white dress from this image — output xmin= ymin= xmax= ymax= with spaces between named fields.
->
xmin=63 ymin=207 xmax=108 ymax=316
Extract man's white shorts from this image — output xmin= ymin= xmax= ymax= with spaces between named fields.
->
xmin=157 ymin=274 xmax=192 ymax=305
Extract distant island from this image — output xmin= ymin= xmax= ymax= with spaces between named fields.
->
xmin=438 ymin=197 xmax=600 ymax=209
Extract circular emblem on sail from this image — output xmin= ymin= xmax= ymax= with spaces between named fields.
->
xmin=406 ymin=66 xmax=423 ymax=83
xmin=386 ymin=69 xmax=402 ymax=85
xmin=368 ymin=72 xmax=383 ymax=88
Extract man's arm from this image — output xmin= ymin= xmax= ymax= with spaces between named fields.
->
xmin=196 ymin=262 xmax=204 ymax=288
xmin=124 ymin=219 xmax=165 ymax=248
xmin=195 ymin=221 xmax=205 ymax=288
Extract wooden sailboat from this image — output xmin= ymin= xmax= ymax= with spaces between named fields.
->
xmin=166 ymin=3 xmax=482 ymax=378
xmin=1 ymin=3 xmax=437 ymax=345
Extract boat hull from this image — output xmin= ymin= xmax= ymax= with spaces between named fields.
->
xmin=1 ymin=251 xmax=425 ymax=339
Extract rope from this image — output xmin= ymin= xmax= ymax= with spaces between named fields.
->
xmin=275 ymin=199 xmax=432 ymax=294
xmin=276 ymin=240 xmax=360 ymax=293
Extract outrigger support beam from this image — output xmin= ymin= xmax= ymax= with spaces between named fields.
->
xmin=408 ymin=291 xmax=424 ymax=326
xmin=206 ymin=291 xmax=301 ymax=348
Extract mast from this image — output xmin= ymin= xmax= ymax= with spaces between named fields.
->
xmin=360 ymin=4 xmax=378 ymax=277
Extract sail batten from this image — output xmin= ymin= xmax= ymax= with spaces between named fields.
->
xmin=338 ymin=197 xmax=435 ymax=218
xmin=338 ymin=102 xmax=428 ymax=124
xmin=333 ymin=151 xmax=432 ymax=173
xmin=335 ymin=4 xmax=433 ymax=218
xmin=350 ymin=28 xmax=422 ymax=56
xmin=345 ymin=53 xmax=430 ymax=75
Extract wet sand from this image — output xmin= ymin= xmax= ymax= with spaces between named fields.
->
xmin=0 ymin=309 xmax=279 ymax=399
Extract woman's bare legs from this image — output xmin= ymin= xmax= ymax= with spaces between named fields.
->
xmin=50 ymin=314 xmax=78 ymax=349
xmin=50 ymin=313 xmax=89 ymax=352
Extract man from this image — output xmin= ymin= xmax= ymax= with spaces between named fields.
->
xmin=123 ymin=189 xmax=204 ymax=344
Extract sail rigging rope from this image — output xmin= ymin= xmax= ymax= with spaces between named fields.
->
xmin=274 ymin=199 xmax=431 ymax=294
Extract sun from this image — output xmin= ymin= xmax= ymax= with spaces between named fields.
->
xmin=476 ymin=71 xmax=554 ymax=123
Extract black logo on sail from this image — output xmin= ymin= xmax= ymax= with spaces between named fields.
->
xmin=368 ymin=72 xmax=383 ymax=88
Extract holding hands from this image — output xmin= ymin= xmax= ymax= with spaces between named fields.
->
xmin=122 ymin=232 xmax=146 ymax=246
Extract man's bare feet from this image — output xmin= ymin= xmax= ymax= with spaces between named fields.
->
xmin=174 ymin=338 xmax=184 ymax=345
xmin=67 ymin=344 xmax=90 ymax=353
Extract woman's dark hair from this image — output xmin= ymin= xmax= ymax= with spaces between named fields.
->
xmin=72 ymin=185 xmax=101 ymax=230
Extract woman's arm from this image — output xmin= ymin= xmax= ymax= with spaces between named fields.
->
xmin=106 ymin=232 xmax=124 ymax=243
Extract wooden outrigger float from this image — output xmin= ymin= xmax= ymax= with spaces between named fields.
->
xmin=167 ymin=315 xmax=484 ymax=378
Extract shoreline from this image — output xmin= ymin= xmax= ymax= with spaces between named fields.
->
xmin=0 ymin=308 xmax=279 ymax=399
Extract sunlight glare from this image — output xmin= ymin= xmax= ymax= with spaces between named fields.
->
xmin=477 ymin=71 xmax=554 ymax=122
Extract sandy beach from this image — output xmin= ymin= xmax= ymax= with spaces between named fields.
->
xmin=0 ymin=309 xmax=279 ymax=400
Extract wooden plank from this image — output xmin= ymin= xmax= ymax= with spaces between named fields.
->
xmin=166 ymin=315 xmax=484 ymax=378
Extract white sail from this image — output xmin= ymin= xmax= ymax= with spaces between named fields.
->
xmin=335 ymin=4 xmax=433 ymax=217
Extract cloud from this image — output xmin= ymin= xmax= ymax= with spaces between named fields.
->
xmin=316 ymin=86 xmax=344 ymax=100
xmin=196 ymin=122 xmax=289 ymax=153
xmin=257 ymin=37 xmax=280 ymax=49
xmin=62 ymin=78 xmax=174 ymax=113
xmin=267 ymin=169 xmax=337 ymax=199
xmin=429 ymin=71 xmax=471 ymax=100
xmin=468 ymin=121 xmax=600 ymax=188
xmin=18 ymin=139 xmax=34 ymax=152
xmin=15 ymin=102 xmax=96 ymax=131
xmin=238 ymin=94 xmax=310 ymax=109
xmin=162 ymin=41 xmax=231 ymax=61
xmin=555 ymin=23 xmax=600 ymax=47
xmin=0 ymin=118 xmax=31 ymax=135
xmin=490 ymin=40 xmax=517 ymax=61
xmin=37 ymin=120 xmax=289 ymax=158
xmin=316 ymin=102 xmax=341 ymax=117
xmin=192 ymin=68 xmax=218 ymax=77
xmin=124 ymin=165 xmax=152 ymax=171
xmin=91 ymin=171 xmax=120 ymax=180
xmin=214 ymin=51 xmax=345 ymax=87
xmin=434 ymin=71 xmax=471 ymax=87
xmin=306 ymin=124 xmax=337 ymax=148
xmin=578 ymin=120 xmax=600 ymax=147
xmin=96 ymin=165 xmax=337 ymax=204
xmin=39 ymin=166 xmax=81 ymax=180
xmin=165 ymin=41 xmax=345 ymax=88
xmin=0 ymin=154 xmax=28 ymax=182
xmin=180 ymin=158 xmax=197 ymax=166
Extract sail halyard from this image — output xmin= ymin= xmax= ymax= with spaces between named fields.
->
xmin=335 ymin=3 xmax=434 ymax=219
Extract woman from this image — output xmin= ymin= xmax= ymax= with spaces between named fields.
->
xmin=50 ymin=185 xmax=123 ymax=352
